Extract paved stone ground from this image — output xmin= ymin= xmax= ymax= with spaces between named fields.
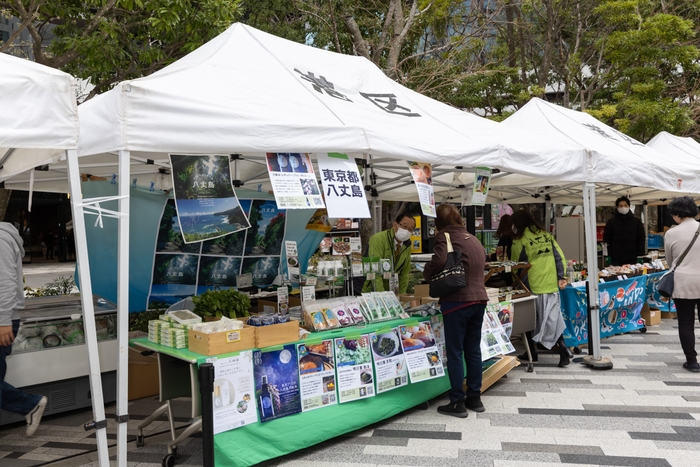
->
xmin=2 ymin=316 xmax=699 ymax=467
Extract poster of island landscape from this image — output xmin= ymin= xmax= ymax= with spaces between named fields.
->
xmin=169 ymin=154 xmax=250 ymax=243
xmin=148 ymin=194 xmax=287 ymax=307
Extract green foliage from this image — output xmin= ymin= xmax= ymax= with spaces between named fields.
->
xmin=129 ymin=309 xmax=163 ymax=332
xmin=25 ymin=276 xmax=77 ymax=297
xmin=192 ymin=288 xmax=251 ymax=319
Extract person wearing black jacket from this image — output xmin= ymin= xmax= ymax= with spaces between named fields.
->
xmin=604 ymin=196 xmax=645 ymax=266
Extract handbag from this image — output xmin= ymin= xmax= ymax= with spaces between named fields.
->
xmin=658 ymin=223 xmax=700 ymax=298
xmin=429 ymin=232 xmax=467 ymax=297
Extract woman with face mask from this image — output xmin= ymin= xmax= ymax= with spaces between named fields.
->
xmin=362 ymin=213 xmax=416 ymax=294
xmin=603 ymin=196 xmax=645 ymax=266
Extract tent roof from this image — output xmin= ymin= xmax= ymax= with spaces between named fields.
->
xmin=0 ymin=53 xmax=79 ymax=181
xmin=502 ymin=98 xmax=700 ymax=194
xmin=77 ymin=23 xmax=586 ymax=180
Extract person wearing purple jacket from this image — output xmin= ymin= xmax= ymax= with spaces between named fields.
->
xmin=0 ymin=222 xmax=47 ymax=435
xmin=423 ymin=204 xmax=488 ymax=418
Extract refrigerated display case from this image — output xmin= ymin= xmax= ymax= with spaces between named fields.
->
xmin=1 ymin=295 xmax=118 ymax=426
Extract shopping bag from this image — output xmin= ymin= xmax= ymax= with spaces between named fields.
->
xmin=429 ymin=232 xmax=466 ymax=297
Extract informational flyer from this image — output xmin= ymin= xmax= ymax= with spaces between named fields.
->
xmin=472 ymin=167 xmax=492 ymax=206
xmin=334 ymin=335 xmax=375 ymax=403
xmin=305 ymin=208 xmax=332 ymax=232
xmin=211 ymin=351 xmax=258 ymax=435
xmin=488 ymin=301 xmax=514 ymax=338
xmin=407 ymin=161 xmax=436 ymax=217
xmin=369 ymin=328 xmax=408 ymax=394
xmin=253 ymin=345 xmax=302 ymax=423
xmin=399 ymin=321 xmax=445 ymax=383
xmin=317 ymin=152 xmax=370 ymax=218
xmin=297 ymin=340 xmax=337 ymax=411
xmin=265 ymin=152 xmax=325 ymax=209
xmin=170 ymin=154 xmax=251 ymax=243
xmin=481 ymin=305 xmax=516 ymax=360
xmin=430 ymin=315 xmax=447 ymax=367
xmin=285 ymin=241 xmax=299 ymax=279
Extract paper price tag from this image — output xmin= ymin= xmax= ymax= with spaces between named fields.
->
xmin=383 ymin=272 xmax=392 ymax=280
xmin=226 ymin=331 xmax=241 ymax=343
xmin=302 ymin=286 xmax=316 ymax=302
xmin=622 ymin=275 xmax=628 ymax=280
xmin=306 ymin=276 xmax=318 ymax=286
xmin=366 ymin=273 xmax=376 ymax=280
xmin=505 ymin=293 xmax=513 ymax=302
xmin=505 ymin=265 xmax=512 ymax=273
xmin=617 ymin=276 xmax=623 ymax=281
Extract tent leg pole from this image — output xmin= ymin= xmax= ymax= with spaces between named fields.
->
xmin=545 ymin=198 xmax=552 ymax=232
xmin=643 ymin=202 xmax=649 ymax=255
xmin=116 ymin=150 xmax=131 ymax=467
xmin=65 ymin=149 xmax=111 ymax=465
xmin=582 ymin=181 xmax=612 ymax=370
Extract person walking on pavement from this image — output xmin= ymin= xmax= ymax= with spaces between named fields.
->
xmin=0 ymin=222 xmax=48 ymax=435
xmin=664 ymin=197 xmax=700 ymax=373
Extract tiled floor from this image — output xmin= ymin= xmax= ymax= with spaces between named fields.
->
xmin=2 ymin=317 xmax=699 ymax=467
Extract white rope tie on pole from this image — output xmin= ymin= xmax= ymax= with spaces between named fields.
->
xmin=73 ymin=195 xmax=129 ymax=228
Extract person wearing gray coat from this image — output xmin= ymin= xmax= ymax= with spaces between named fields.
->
xmin=0 ymin=222 xmax=47 ymax=434
xmin=664 ymin=197 xmax=700 ymax=373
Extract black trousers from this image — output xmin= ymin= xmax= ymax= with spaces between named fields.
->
xmin=674 ymin=298 xmax=700 ymax=364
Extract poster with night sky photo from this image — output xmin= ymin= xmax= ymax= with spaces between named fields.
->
xmin=253 ymin=344 xmax=302 ymax=423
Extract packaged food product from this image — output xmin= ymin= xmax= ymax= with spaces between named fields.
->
xmin=260 ymin=314 xmax=277 ymax=326
xmin=342 ymin=297 xmax=366 ymax=324
xmin=320 ymin=304 xmax=341 ymax=329
xmin=302 ymin=301 xmax=328 ymax=331
xmin=330 ymin=300 xmax=354 ymax=326
xmin=247 ymin=315 xmax=263 ymax=327
xmin=276 ymin=313 xmax=291 ymax=324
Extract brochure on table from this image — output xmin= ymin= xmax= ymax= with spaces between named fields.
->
xmin=211 ymin=351 xmax=258 ymax=435
xmin=253 ymin=345 xmax=302 ymax=422
xmin=335 ymin=334 xmax=375 ymax=403
xmin=317 ymin=152 xmax=370 ymax=218
xmin=265 ymin=152 xmax=324 ymax=209
xmin=369 ymin=327 xmax=408 ymax=394
xmin=399 ymin=322 xmax=444 ymax=383
xmin=297 ymin=340 xmax=338 ymax=411
xmin=407 ymin=161 xmax=436 ymax=217
xmin=169 ymin=154 xmax=251 ymax=243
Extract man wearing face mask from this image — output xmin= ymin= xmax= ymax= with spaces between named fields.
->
xmin=362 ymin=213 xmax=416 ymax=294
xmin=604 ymin=196 xmax=645 ymax=266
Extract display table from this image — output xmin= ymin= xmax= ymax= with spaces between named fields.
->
xmin=131 ymin=315 xmax=450 ymax=467
xmin=645 ymin=271 xmax=676 ymax=312
xmin=560 ymin=276 xmax=647 ymax=347
xmin=484 ymin=263 xmax=532 ymax=300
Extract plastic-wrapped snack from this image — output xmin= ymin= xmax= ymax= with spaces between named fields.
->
xmin=360 ymin=293 xmax=381 ymax=321
xmin=276 ymin=313 xmax=291 ymax=324
xmin=330 ymin=300 xmax=354 ymax=326
xmin=342 ymin=297 xmax=365 ymax=324
xmin=260 ymin=314 xmax=277 ymax=326
xmin=319 ymin=303 xmax=341 ymax=329
xmin=247 ymin=315 xmax=262 ymax=327
xmin=302 ymin=301 xmax=327 ymax=331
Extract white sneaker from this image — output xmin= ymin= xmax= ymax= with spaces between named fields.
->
xmin=26 ymin=396 xmax=48 ymax=436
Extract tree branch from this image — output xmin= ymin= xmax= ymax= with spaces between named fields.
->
xmin=343 ymin=14 xmax=370 ymax=60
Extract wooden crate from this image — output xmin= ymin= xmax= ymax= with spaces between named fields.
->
xmin=188 ymin=326 xmax=255 ymax=356
xmin=255 ymin=320 xmax=300 ymax=348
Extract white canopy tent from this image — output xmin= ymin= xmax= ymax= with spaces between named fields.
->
xmin=500 ymin=98 xmax=700 ymax=368
xmin=0 ymin=54 xmax=111 ymax=465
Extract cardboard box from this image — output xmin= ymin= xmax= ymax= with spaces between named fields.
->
xmin=257 ymin=296 xmax=301 ymax=313
xmin=399 ymin=294 xmax=420 ymax=308
xmin=413 ymin=284 xmax=431 ymax=298
xmin=661 ymin=311 xmax=677 ymax=320
xmin=128 ymin=345 xmax=159 ymax=401
xmin=468 ymin=355 xmax=520 ymax=394
xmin=188 ymin=326 xmax=256 ymax=355
xmin=420 ymin=296 xmax=438 ymax=305
xmin=255 ymin=319 xmax=300 ymax=348
xmin=641 ymin=304 xmax=661 ymax=326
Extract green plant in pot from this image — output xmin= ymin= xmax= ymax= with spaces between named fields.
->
xmin=192 ymin=288 xmax=251 ymax=320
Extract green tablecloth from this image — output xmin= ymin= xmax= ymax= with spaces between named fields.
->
xmin=132 ymin=316 xmax=450 ymax=467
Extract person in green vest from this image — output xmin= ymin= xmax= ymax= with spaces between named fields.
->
xmin=362 ymin=213 xmax=415 ymax=294
xmin=510 ymin=209 xmax=572 ymax=367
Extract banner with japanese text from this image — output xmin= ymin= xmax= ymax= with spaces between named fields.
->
xmin=169 ymin=154 xmax=251 ymax=244
xmin=265 ymin=152 xmax=325 ymax=209
xmin=560 ymin=276 xmax=646 ymax=347
xmin=317 ymin=153 xmax=370 ymax=218
xmin=471 ymin=167 xmax=492 ymax=206
xmin=407 ymin=161 xmax=436 ymax=217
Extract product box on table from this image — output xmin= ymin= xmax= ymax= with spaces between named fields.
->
xmin=420 ymin=296 xmax=438 ymax=305
xmin=641 ymin=304 xmax=661 ymax=326
xmin=188 ymin=325 xmax=256 ymax=356
xmin=413 ymin=284 xmax=431 ymax=298
xmin=257 ymin=296 xmax=301 ymax=313
xmin=254 ymin=319 xmax=300 ymax=348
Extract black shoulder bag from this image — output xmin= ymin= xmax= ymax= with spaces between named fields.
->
xmin=658 ymin=223 xmax=700 ymax=298
xmin=429 ymin=232 xmax=467 ymax=297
